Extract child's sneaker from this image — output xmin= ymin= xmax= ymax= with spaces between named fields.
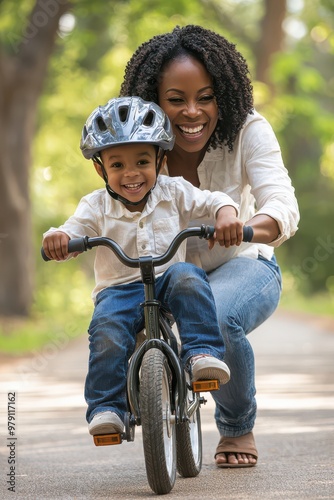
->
xmin=190 ymin=355 xmax=230 ymax=385
xmin=88 ymin=411 xmax=124 ymax=435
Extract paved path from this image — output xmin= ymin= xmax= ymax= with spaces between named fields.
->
xmin=0 ymin=309 xmax=333 ymax=499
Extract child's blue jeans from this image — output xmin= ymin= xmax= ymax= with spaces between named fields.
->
xmin=85 ymin=262 xmax=226 ymax=423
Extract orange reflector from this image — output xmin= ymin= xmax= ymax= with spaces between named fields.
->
xmin=192 ymin=379 xmax=220 ymax=392
xmin=93 ymin=433 xmax=122 ymax=446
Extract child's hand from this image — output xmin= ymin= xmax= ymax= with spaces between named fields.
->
xmin=209 ymin=206 xmax=243 ymax=249
xmin=42 ymin=231 xmax=70 ymax=261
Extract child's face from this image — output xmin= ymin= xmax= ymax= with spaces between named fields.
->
xmin=95 ymin=143 xmax=162 ymax=211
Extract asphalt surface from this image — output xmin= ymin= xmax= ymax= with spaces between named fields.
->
xmin=0 ymin=309 xmax=333 ymax=499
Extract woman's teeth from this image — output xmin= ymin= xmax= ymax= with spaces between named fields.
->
xmin=179 ymin=125 xmax=204 ymax=134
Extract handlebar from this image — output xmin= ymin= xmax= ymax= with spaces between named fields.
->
xmin=41 ymin=224 xmax=254 ymax=265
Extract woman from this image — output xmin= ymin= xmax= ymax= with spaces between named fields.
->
xmin=120 ymin=24 xmax=299 ymax=467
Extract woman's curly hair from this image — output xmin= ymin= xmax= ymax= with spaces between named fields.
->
xmin=120 ymin=25 xmax=253 ymax=152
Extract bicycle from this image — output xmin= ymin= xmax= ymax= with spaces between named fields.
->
xmin=42 ymin=224 xmax=252 ymax=495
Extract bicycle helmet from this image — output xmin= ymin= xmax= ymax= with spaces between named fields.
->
xmin=80 ymin=96 xmax=174 ymax=159
xmin=80 ymin=97 xmax=174 ymax=206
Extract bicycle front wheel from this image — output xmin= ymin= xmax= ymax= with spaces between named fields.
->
xmin=140 ymin=348 xmax=176 ymax=495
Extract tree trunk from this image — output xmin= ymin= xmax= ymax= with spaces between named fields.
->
xmin=255 ymin=0 xmax=286 ymax=85
xmin=0 ymin=64 xmax=33 ymax=316
xmin=0 ymin=0 xmax=70 ymax=317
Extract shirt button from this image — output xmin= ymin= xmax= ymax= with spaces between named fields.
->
xmin=141 ymin=244 xmax=146 ymax=250
xmin=139 ymin=222 xmax=144 ymax=228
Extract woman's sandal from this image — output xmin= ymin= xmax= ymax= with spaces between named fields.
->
xmin=214 ymin=431 xmax=258 ymax=468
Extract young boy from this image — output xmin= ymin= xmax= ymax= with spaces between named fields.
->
xmin=42 ymin=97 xmax=244 ymax=437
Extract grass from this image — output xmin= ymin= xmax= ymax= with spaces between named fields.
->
xmin=0 ymin=261 xmax=94 ymax=357
xmin=0 ymin=285 xmax=333 ymax=358
xmin=0 ymin=311 xmax=91 ymax=357
xmin=279 ymin=290 xmax=334 ymax=317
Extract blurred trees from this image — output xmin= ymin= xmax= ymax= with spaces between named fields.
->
xmin=260 ymin=0 xmax=334 ymax=297
xmin=0 ymin=0 xmax=70 ymax=316
xmin=0 ymin=0 xmax=333 ymax=323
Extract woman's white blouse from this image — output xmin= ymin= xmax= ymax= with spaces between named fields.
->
xmin=173 ymin=110 xmax=300 ymax=272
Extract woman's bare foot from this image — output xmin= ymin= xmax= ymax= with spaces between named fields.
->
xmin=214 ymin=432 xmax=258 ymax=468
xmin=215 ymin=452 xmax=257 ymax=467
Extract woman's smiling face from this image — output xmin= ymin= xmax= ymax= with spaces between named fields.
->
xmin=158 ymin=55 xmax=219 ymax=154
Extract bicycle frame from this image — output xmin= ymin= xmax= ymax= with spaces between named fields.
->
xmin=42 ymin=223 xmax=253 ymax=494
xmin=126 ymin=254 xmax=189 ymax=430
xmin=41 ymin=224 xmax=253 ymax=434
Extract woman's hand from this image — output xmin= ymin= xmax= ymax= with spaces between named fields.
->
xmin=209 ymin=206 xmax=244 ymax=249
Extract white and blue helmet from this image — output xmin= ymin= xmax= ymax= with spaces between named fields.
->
xmin=80 ymin=96 xmax=175 ymax=159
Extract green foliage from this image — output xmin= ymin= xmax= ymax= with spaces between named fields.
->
xmin=31 ymin=0 xmax=334 ymax=316
xmin=255 ymin=1 xmax=334 ymax=298
xmin=28 ymin=0 xmax=210 ymax=355
xmin=2 ymin=0 xmax=334 ymax=353
xmin=0 ymin=0 xmax=35 ymax=52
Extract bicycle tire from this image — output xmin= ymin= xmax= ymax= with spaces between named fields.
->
xmin=140 ymin=348 xmax=176 ymax=494
xmin=176 ymin=384 xmax=202 ymax=477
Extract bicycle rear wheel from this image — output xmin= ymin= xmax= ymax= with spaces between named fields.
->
xmin=140 ymin=348 xmax=176 ymax=494
xmin=176 ymin=383 xmax=202 ymax=477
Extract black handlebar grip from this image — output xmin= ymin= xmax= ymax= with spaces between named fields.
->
xmin=206 ymin=226 xmax=215 ymax=239
xmin=242 ymin=225 xmax=254 ymax=242
xmin=201 ymin=225 xmax=215 ymax=239
xmin=68 ymin=237 xmax=87 ymax=253
xmin=202 ymin=225 xmax=253 ymax=242
xmin=41 ymin=247 xmax=51 ymax=261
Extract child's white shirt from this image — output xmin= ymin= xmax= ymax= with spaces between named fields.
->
xmin=44 ymin=175 xmax=238 ymax=302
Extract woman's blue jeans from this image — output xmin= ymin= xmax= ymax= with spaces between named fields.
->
xmin=85 ymin=262 xmax=226 ymax=423
xmin=208 ymin=255 xmax=282 ymax=438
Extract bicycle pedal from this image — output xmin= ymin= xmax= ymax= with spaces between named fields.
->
xmin=192 ymin=379 xmax=220 ymax=392
xmin=93 ymin=433 xmax=122 ymax=446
